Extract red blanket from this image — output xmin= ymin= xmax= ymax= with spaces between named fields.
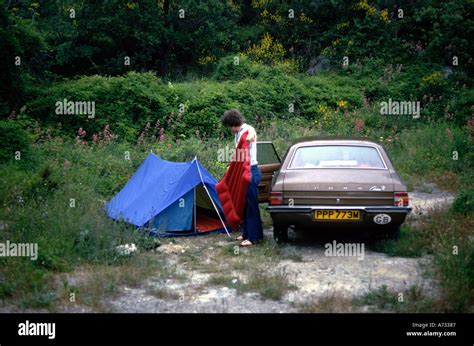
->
xmin=216 ymin=131 xmax=251 ymax=230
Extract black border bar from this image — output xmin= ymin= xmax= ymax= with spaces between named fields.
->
xmin=0 ymin=313 xmax=472 ymax=345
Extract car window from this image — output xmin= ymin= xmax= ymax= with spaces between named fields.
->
xmin=257 ymin=142 xmax=280 ymax=165
xmin=289 ymin=145 xmax=386 ymax=169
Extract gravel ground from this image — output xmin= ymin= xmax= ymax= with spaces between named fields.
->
xmin=408 ymin=190 xmax=455 ymax=218
xmin=105 ymin=190 xmax=453 ymax=313
xmin=107 ymin=239 xmax=436 ymax=313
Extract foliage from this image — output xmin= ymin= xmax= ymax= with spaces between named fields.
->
xmin=0 ymin=120 xmax=30 ymax=164
xmin=26 ymin=72 xmax=171 ymax=142
xmin=214 ymin=55 xmax=254 ymax=81
xmin=0 ymin=4 xmax=46 ymax=117
xmin=452 ymin=189 xmax=474 ymax=214
xmin=244 ymin=33 xmax=286 ymax=65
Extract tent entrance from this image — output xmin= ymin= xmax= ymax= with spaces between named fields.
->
xmin=150 ymin=184 xmax=225 ymax=236
xmin=195 ymin=185 xmax=224 ymax=232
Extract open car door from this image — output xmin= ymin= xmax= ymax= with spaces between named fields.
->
xmin=257 ymin=141 xmax=281 ymax=203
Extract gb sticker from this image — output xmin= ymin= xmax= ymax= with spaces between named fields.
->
xmin=373 ymin=214 xmax=391 ymax=225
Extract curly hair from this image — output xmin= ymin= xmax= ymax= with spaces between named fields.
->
xmin=221 ymin=108 xmax=244 ymax=127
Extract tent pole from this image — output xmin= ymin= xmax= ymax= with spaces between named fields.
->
xmin=194 ymin=187 xmax=196 ymax=234
xmin=194 ymin=157 xmax=231 ymax=237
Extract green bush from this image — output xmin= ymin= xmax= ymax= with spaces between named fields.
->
xmin=448 ymin=88 xmax=474 ymax=126
xmin=26 ymin=72 xmax=172 ymax=142
xmin=24 ymin=65 xmax=374 ymax=144
xmin=0 ymin=120 xmax=30 ymax=165
xmin=213 ymin=55 xmax=254 ymax=81
xmin=452 ymin=189 xmax=474 ymax=214
xmin=0 ymin=258 xmax=54 ymax=308
xmin=388 ymin=122 xmax=472 ymax=179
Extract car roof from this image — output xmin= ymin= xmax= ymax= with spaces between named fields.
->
xmin=290 ymin=136 xmax=383 ymax=148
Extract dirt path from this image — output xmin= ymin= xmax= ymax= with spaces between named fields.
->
xmin=408 ymin=190 xmax=455 ymax=218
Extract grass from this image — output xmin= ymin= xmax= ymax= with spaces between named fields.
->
xmin=221 ymin=237 xmax=303 ymax=273
xmin=369 ymin=225 xmax=428 ymax=258
xmin=356 ymin=285 xmax=399 ymax=311
xmin=354 ymin=285 xmax=437 ymax=313
xmin=0 ymin=257 xmax=58 ymax=311
xmin=207 ymin=268 xmax=296 ymax=301
xmin=298 ymin=286 xmax=438 ymax=313
xmin=241 ymin=269 xmax=297 ymax=300
xmin=297 ymin=293 xmax=356 ymax=313
xmin=146 ymin=287 xmax=180 ymax=300
xmin=207 ymin=275 xmax=237 ymax=287
xmin=370 ymin=206 xmax=474 ymax=312
xmin=54 ymin=254 xmax=163 ymax=312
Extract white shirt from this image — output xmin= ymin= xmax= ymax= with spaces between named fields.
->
xmin=234 ymin=123 xmax=258 ymax=166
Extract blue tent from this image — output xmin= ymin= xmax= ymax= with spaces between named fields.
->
xmin=106 ymin=153 xmax=229 ymax=236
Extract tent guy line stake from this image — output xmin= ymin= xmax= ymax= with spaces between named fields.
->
xmin=194 ymin=156 xmax=231 ymax=237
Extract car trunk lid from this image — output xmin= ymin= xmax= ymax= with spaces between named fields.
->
xmin=282 ymin=169 xmax=394 ymax=206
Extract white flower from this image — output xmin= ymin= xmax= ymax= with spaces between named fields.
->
xmin=116 ymin=243 xmax=138 ymax=256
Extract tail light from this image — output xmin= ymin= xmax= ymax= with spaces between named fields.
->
xmin=394 ymin=192 xmax=409 ymax=206
xmin=269 ymin=192 xmax=283 ymax=205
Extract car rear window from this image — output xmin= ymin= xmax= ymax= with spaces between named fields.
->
xmin=289 ymin=145 xmax=386 ymax=169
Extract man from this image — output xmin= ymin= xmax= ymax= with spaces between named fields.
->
xmin=221 ymin=108 xmax=263 ymax=246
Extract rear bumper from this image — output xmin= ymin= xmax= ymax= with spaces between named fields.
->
xmin=266 ymin=205 xmax=412 ymax=213
xmin=266 ymin=205 xmax=411 ymax=229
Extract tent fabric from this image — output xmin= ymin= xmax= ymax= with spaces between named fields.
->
xmin=216 ymin=131 xmax=251 ymax=230
xmin=151 ymin=188 xmax=194 ymax=232
xmin=106 ymin=153 xmax=224 ymax=234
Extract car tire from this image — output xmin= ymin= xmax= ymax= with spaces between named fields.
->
xmin=273 ymin=224 xmax=288 ymax=243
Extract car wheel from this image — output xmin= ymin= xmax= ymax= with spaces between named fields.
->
xmin=273 ymin=224 xmax=288 ymax=243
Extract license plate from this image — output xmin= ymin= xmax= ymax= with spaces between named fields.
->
xmin=314 ymin=210 xmax=361 ymax=221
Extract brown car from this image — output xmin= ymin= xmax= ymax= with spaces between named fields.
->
xmin=257 ymin=137 xmax=411 ymax=243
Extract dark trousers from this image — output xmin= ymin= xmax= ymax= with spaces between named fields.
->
xmin=243 ymin=165 xmax=263 ymax=242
